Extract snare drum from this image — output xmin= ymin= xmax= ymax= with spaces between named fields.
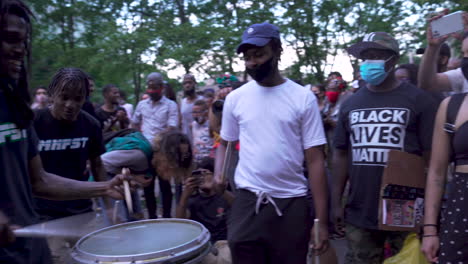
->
xmin=71 ymin=219 xmax=211 ymax=264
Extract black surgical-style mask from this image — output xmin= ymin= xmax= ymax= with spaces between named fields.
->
xmin=246 ymin=56 xmax=275 ymax=83
xmin=461 ymin=57 xmax=468 ymax=81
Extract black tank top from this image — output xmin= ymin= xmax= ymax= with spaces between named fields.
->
xmin=453 ymin=121 xmax=468 ymax=165
xmin=447 ymin=93 xmax=468 ymax=165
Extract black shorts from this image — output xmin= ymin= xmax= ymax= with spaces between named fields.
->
xmin=228 ymin=189 xmax=312 ymax=264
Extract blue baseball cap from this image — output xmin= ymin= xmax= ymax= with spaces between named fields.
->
xmin=236 ymin=22 xmax=280 ymax=54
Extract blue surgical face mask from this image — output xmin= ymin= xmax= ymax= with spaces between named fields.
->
xmin=360 ymin=57 xmax=393 ymax=86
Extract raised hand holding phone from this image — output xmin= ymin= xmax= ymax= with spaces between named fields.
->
xmin=431 ymin=11 xmax=464 ymax=38
xmin=427 ymin=10 xmax=468 ymax=46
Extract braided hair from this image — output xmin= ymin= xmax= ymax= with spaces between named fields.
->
xmin=0 ymin=0 xmax=34 ymax=128
xmin=48 ymin=68 xmax=89 ymax=99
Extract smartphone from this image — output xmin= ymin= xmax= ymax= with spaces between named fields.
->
xmin=191 ymin=170 xmax=204 ymax=184
xmin=431 ymin=11 xmax=464 ymax=38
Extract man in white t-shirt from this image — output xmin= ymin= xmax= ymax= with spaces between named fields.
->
xmin=418 ymin=12 xmax=468 ymax=93
xmin=216 ymin=22 xmax=329 ymax=264
xmin=180 ymin=74 xmax=203 ymax=142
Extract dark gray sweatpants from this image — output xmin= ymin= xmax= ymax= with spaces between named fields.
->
xmin=228 ymin=189 xmax=312 ymax=264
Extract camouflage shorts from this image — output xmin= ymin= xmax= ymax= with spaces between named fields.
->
xmin=344 ymin=223 xmax=408 ymax=264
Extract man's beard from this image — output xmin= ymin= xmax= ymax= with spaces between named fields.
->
xmin=246 ymin=56 xmax=275 ymax=83
xmin=184 ymin=88 xmax=195 ymax=97
xmin=149 ymin=93 xmax=162 ymax=101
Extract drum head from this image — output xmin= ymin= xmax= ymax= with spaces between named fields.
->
xmin=72 ymin=219 xmax=211 ymax=263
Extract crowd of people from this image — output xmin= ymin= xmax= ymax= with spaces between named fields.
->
xmin=1 ymin=0 xmax=468 ymax=263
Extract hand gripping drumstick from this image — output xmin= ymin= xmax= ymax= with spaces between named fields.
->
xmin=121 ymin=168 xmax=133 ymax=215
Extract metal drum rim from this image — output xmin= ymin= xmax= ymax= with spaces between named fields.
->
xmin=71 ymin=218 xmax=211 ymax=263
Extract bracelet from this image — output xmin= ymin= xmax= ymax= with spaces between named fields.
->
xmin=422 ymin=234 xmax=439 ymax=238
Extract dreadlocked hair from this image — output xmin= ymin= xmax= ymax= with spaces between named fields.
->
xmin=48 ymin=68 xmax=89 ymax=98
xmin=0 ymin=0 xmax=34 ymax=128
xmin=154 ymin=130 xmax=193 ymax=169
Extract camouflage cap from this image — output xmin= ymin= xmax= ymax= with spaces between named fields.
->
xmin=347 ymin=32 xmax=399 ymax=59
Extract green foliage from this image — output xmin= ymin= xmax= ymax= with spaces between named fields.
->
xmin=26 ymin=0 xmax=466 ymax=103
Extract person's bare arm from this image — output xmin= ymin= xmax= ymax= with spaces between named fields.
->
xmin=176 ymin=177 xmax=198 ymax=219
xmin=221 ymin=190 xmax=234 ymax=206
xmin=214 ymin=139 xmax=228 ymax=184
xmin=418 ymin=10 xmax=461 ymax=92
xmin=90 ymin=156 xmax=112 ymax=208
xmin=421 ymin=98 xmax=451 ymax=262
xmin=175 ymin=193 xmax=190 ymax=219
xmin=418 ymin=45 xmax=451 ymax=92
xmin=331 ymin=148 xmax=349 ymax=235
xmin=29 ymin=155 xmax=129 ymax=200
xmin=90 ymin=156 xmax=108 ymax=183
xmin=305 ymin=145 xmax=329 ymax=254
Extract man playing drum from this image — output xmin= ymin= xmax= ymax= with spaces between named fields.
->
xmin=0 ymin=1 xmax=136 ymax=263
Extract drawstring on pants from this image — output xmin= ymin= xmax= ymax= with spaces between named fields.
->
xmin=255 ymin=191 xmax=283 ymax=216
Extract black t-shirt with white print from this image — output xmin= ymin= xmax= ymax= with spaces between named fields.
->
xmin=333 ymin=82 xmax=437 ymax=229
xmin=33 ymin=108 xmax=105 ymax=220
xmin=0 ymin=87 xmax=51 ymax=263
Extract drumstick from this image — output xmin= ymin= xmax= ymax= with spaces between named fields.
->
xmin=220 ymin=141 xmax=234 ymax=184
xmin=121 ymin=168 xmax=133 ymax=215
xmin=12 ymin=211 xmax=113 ymax=239
xmin=314 ymin=218 xmax=320 ymax=264
xmin=13 ymin=228 xmax=120 ymax=240
xmin=112 ymin=200 xmax=120 ymax=223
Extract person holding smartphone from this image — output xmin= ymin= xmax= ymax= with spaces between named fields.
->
xmin=418 ymin=10 xmax=468 ymax=93
xmin=176 ymin=157 xmax=233 ymax=243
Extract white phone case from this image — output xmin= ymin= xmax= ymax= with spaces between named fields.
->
xmin=431 ymin=11 xmax=464 ymax=38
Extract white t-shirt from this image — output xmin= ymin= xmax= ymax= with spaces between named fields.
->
xmin=220 ymin=79 xmax=327 ymax=198
xmin=180 ymin=96 xmax=204 ymax=141
xmin=191 ymin=120 xmax=214 ymax=163
xmin=122 ymin=103 xmax=134 ymax=120
xmin=444 ymin=68 xmax=468 ymax=93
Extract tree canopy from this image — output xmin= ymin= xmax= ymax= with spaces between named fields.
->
xmin=26 ymin=0 xmax=467 ymax=104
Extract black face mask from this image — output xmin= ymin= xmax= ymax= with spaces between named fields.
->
xmin=246 ymin=56 xmax=275 ymax=83
xmin=461 ymin=57 xmax=468 ymax=81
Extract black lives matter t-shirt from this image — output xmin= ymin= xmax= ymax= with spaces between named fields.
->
xmin=188 ymin=194 xmax=230 ymax=242
xmin=333 ymin=82 xmax=437 ymax=229
xmin=0 ymin=89 xmax=51 ymax=263
xmin=33 ymin=108 xmax=105 ymax=220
